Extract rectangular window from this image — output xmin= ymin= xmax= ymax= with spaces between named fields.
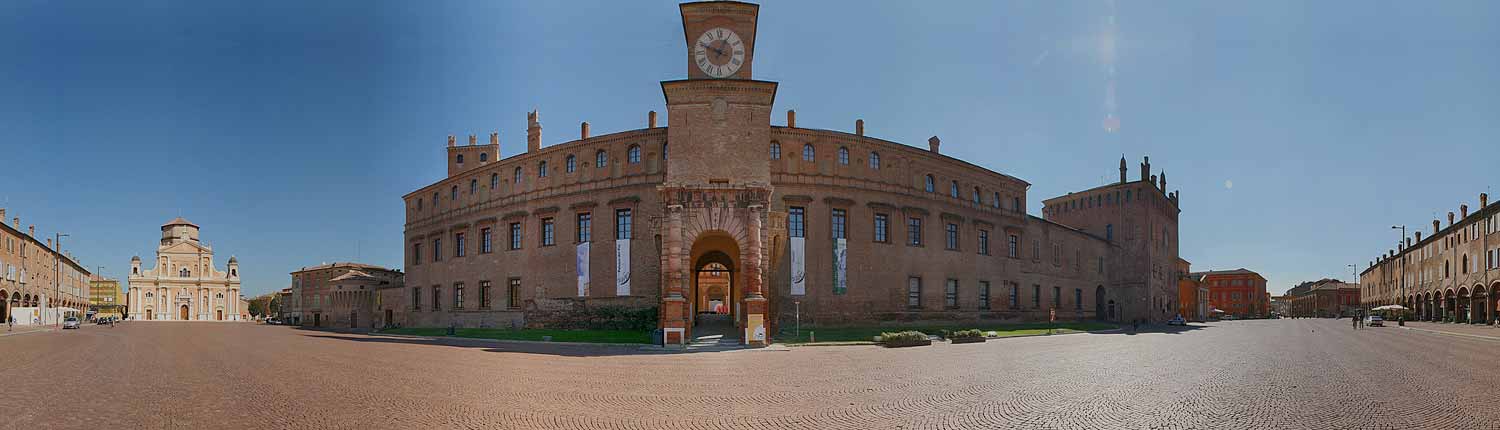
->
xmin=615 ymin=209 xmax=633 ymax=240
xmin=1007 ymin=234 xmax=1018 ymax=258
xmin=510 ymin=222 xmax=522 ymax=250
xmin=788 ymin=207 xmax=805 ymax=238
xmin=411 ymin=243 xmax=422 ymax=265
xmin=1074 ymin=288 xmax=1083 ymax=310
xmin=1053 ymin=286 xmax=1061 ymax=308
xmin=480 ymin=281 xmax=492 ymax=309
xmin=453 ymin=283 xmax=465 ymax=309
xmin=542 ymin=218 xmax=555 ymax=246
xmin=481 ymin=228 xmax=493 ymax=253
xmin=432 ymin=286 xmax=442 ymax=311
xmin=907 ymin=277 xmax=922 ymax=309
xmin=1013 ymin=197 xmax=1021 ymax=213
xmin=507 ymin=278 xmax=521 ymax=309
xmin=831 ymin=209 xmax=846 ymax=239
xmin=945 ymin=279 xmax=959 ymax=309
xmin=454 ymin=232 xmax=466 ymax=257
xmin=945 ymin=223 xmax=959 ymax=250
xmin=433 ymin=239 xmax=442 ymax=262
xmin=1032 ymin=284 xmax=1041 ymax=308
xmin=874 ymin=214 xmax=889 ymax=243
xmin=1008 ymin=282 xmax=1019 ymax=308
xmin=978 ymin=229 xmax=990 ymax=255
xmin=978 ymin=281 xmax=991 ymax=310
xmin=411 ymin=287 xmax=421 ymax=310
xmin=908 ymin=217 xmax=923 ymax=246
xmin=577 ymin=213 xmax=592 ymax=243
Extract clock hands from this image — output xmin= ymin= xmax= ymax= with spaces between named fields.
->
xmin=698 ymin=41 xmax=725 ymax=58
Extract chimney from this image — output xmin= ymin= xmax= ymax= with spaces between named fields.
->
xmin=1433 ymin=220 xmax=1441 ymax=235
xmin=581 ymin=122 xmax=590 ymax=140
xmin=1141 ymin=156 xmax=1151 ymax=182
xmin=1482 ymin=193 xmax=1490 ymax=208
xmin=0 ymin=209 xmax=5 ymax=223
xmin=1416 ymin=231 xmax=1422 ymax=242
xmin=855 ymin=119 xmax=864 ymax=136
xmin=28 ymin=225 xmax=35 ymax=237
xmin=1405 ymin=237 xmax=1411 ymax=247
xmin=447 ymin=135 xmax=455 ymax=147
xmin=1150 ymin=174 xmax=1158 ymax=189
xmin=648 ymin=111 xmax=658 ymax=128
xmin=526 ymin=110 xmax=542 ymax=153
xmin=47 ymin=238 xmax=52 ymax=249
xmin=468 ymin=134 xmax=477 ymax=146
xmin=927 ymin=136 xmax=941 ymax=153
xmin=1461 ymin=204 xmax=1468 ymax=219
xmin=786 ymin=110 xmax=796 ymax=128
xmin=489 ymin=132 xmax=499 ymax=145
xmin=1448 ymin=211 xmax=1455 ymax=226
xmin=11 ymin=217 xmax=17 ymax=229
xmin=1119 ymin=156 xmax=1127 ymax=184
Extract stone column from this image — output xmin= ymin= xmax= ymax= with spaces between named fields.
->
xmin=741 ymin=204 xmax=768 ymax=346
xmin=661 ymin=204 xmax=688 ymax=344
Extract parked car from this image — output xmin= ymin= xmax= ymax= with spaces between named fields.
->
xmin=63 ymin=317 xmax=81 ymax=329
xmin=1222 ymin=315 xmax=1236 ymax=321
xmin=1366 ymin=315 xmax=1384 ymax=327
xmin=1167 ymin=315 xmax=1187 ymax=326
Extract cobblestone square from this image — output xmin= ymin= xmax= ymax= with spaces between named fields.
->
xmin=2 ymin=319 xmax=1497 ymax=429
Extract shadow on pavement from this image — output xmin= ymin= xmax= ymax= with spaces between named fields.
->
xmin=290 ymin=326 xmax=693 ymax=357
xmin=1088 ymin=323 xmax=1212 ymax=336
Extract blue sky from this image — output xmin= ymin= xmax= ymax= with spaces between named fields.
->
xmin=2 ymin=1 xmax=1496 ymax=296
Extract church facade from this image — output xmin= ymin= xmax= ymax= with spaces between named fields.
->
xmin=126 ymin=218 xmax=243 ymax=321
xmin=398 ymin=1 xmax=1181 ymax=345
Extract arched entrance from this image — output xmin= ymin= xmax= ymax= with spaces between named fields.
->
xmin=1107 ymin=300 xmax=1117 ymax=321
xmin=145 ymin=308 xmax=154 ymax=320
xmin=689 ymin=232 xmax=741 ymax=341
xmin=179 ymin=305 xmax=190 ymax=321
xmin=216 ymin=309 xmax=224 ymax=321
xmin=0 ymin=289 xmax=8 ymax=324
xmin=1457 ymin=287 xmax=1471 ymax=323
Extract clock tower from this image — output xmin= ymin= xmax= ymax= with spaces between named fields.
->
xmin=658 ymin=1 xmax=779 ymax=346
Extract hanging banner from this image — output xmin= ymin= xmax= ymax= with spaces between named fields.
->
xmin=833 ymin=238 xmax=847 ymax=295
xmin=790 ymin=237 xmax=806 ymax=296
xmin=576 ymin=242 xmax=590 ymax=297
xmin=615 ymin=239 xmax=631 ymax=296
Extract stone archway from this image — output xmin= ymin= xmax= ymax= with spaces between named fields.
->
xmin=657 ymin=188 xmax=772 ymax=346
xmin=688 ymin=231 xmax=742 ymax=337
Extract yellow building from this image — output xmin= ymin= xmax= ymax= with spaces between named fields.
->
xmin=90 ymin=276 xmax=124 ymax=319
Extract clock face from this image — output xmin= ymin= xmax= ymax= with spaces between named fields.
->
xmin=694 ymin=27 xmax=745 ymax=78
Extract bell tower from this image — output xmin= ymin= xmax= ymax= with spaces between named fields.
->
xmin=658 ymin=1 xmax=777 ymax=346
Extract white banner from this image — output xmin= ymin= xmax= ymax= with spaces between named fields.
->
xmin=790 ymin=237 xmax=806 ymax=296
xmin=615 ymin=239 xmax=631 ymax=296
xmin=833 ymin=238 xmax=847 ymax=295
xmin=576 ymin=242 xmax=590 ymax=297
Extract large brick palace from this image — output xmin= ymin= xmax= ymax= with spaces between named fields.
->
xmin=387 ymin=1 xmax=1183 ymax=344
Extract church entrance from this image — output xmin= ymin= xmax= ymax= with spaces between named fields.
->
xmin=179 ymin=305 xmax=190 ymax=321
xmin=216 ymin=309 xmax=224 ymax=321
xmin=145 ymin=309 xmax=153 ymax=320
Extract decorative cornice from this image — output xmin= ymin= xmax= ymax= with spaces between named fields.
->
xmin=866 ymin=201 xmax=897 ymax=211
xmin=940 ymin=212 xmax=964 ymax=223
xmin=608 ymin=196 xmax=641 ymax=206
xmin=823 ymin=197 xmax=854 ymax=207
xmin=534 ymin=206 xmax=560 ymax=216
xmin=448 ymin=222 xmax=470 ymax=231
xmin=569 ymin=201 xmax=598 ymax=210
xmin=782 ymin=194 xmax=813 ymax=204
xmin=973 ymin=219 xmax=995 ymax=229
xmin=475 ymin=216 xmax=499 ymax=225
xmin=502 ymin=210 xmax=529 ymax=220
xmin=901 ymin=206 xmax=929 ymax=216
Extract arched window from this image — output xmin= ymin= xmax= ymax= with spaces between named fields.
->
xmin=993 ymin=192 xmax=1001 ymax=208
xmin=230 ymin=268 xmax=236 ymax=276
xmin=838 ymin=147 xmax=849 ymax=165
xmin=972 ymin=187 xmax=981 ymax=205
xmin=180 ymin=268 xmax=190 ymax=277
xmin=450 ymin=185 xmax=458 ymax=200
xmin=662 ymin=143 xmax=668 ymax=159
xmin=869 ymin=152 xmax=880 ymax=169
xmin=566 ymin=155 xmax=576 ymax=173
xmin=950 ymin=181 xmax=960 ymax=198
xmin=469 ymin=179 xmax=477 ymax=194
xmin=514 ymin=167 xmax=523 ymax=184
xmin=596 ymin=150 xmax=608 ymax=167
xmin=479 ymin=153 xmax=488 ymax=162
xmin=216 ymin=293 xmax=224 ymax=299
xmin=538 ymin=161 xmax=548 ymax=177
xmin=924 ymin=175 xmax=935 ymax=193
xmin=770 ymin=142 xmax=782 ymax=160
xmin=432 ymin=192 xmax=438 ymax=205
xmin=490 ymin=173 xmax=499 ymax=189
xmin=628 ymin=145 xmax=641 ymax=164
xmin=802 ymin=144 xmax=815 ymax=161
xmin=456 ymin=154 xmax=464 ymax=164
xmin=146 ymin=292 xmax=153 ymax=298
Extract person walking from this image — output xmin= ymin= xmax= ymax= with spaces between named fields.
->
xmin=1352 ymin=314 xmax=1358 ymax=330
xmin=7 ymin=315 xmax=13 ymax=331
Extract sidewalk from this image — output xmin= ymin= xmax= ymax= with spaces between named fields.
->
xmin=1398 ymin=321 xmax=1500 ymax=341
xmin=0 ymin=325 xmax=56 ymax=337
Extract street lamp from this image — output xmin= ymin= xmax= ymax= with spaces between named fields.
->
xmin=1391 ymin=225 xmax=1406 ymax=308
xmin=53 ymin=233 xmax=68 ymax=326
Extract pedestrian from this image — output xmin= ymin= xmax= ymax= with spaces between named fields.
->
xmin=1352 ymin=314 xmax=1358 ymax=330
xmin=7 ymin=315 xmax=13 ymax=331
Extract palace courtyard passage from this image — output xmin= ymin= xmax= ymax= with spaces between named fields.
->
xmin=2 ymin=320 xmax=1498 ymax=429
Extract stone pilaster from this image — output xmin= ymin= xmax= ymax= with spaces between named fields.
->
xmin=742 ymin=204 xmax=768 ymax=346
xmin=661 ymin=204 xmax=688 ymax=344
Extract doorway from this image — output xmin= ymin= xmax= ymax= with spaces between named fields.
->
xmin=146 ymin=309 xmax=154 ymax=320
xmin=384 ymin=309 xmax=393 ymax=328
xmin=179 ymin=305 xmax=190 ymax=321
xmin=313 ymin=313 xmax=322 ymax=327
xmin=350 ymin=311 xmax=358 ymax=329
xmin=216 ymin=309 xmax=224 ymax=321
xmin=688 ymin=232 xmax=741 ymax=342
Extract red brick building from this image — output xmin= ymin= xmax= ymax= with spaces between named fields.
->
xmin=1193 ymin=268 xmax=1267 ymax=318
xmin=1285 ymin=278 xmax=1360 ymax=318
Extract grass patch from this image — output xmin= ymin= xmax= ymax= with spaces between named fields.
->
xmin=781 ymin=321 xmax=1116 ymax=344
xmin=384 ymin=327 xmax=652 ymax=344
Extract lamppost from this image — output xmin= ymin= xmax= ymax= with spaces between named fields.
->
xmin=1348 ymin=263 xmax=1359 ymax=317
xmin=53 ymin=233 xmax=68 ymax=326
xmin=1391 ymin=225 xmax=1406 ymax=316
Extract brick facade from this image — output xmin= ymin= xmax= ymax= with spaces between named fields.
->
xmin=0 ymin=208 xmax=93 ymax=326
xmin=1362 ymin=192 xmax=1498 ymax=324
xmin=291 ymin=262 xmax=403 ymax=329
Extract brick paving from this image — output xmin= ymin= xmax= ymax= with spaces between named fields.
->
xmin=1 ymin=319 xmax=1497 ymax=429
xmin=1400 ymin=320 xmax=1500 ymax=340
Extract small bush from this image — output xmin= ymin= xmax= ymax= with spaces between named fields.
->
xmin=876 ymin=332 xmax=924 ymax=346
xmin=949 ymin=329 xmax=985 ymax=339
